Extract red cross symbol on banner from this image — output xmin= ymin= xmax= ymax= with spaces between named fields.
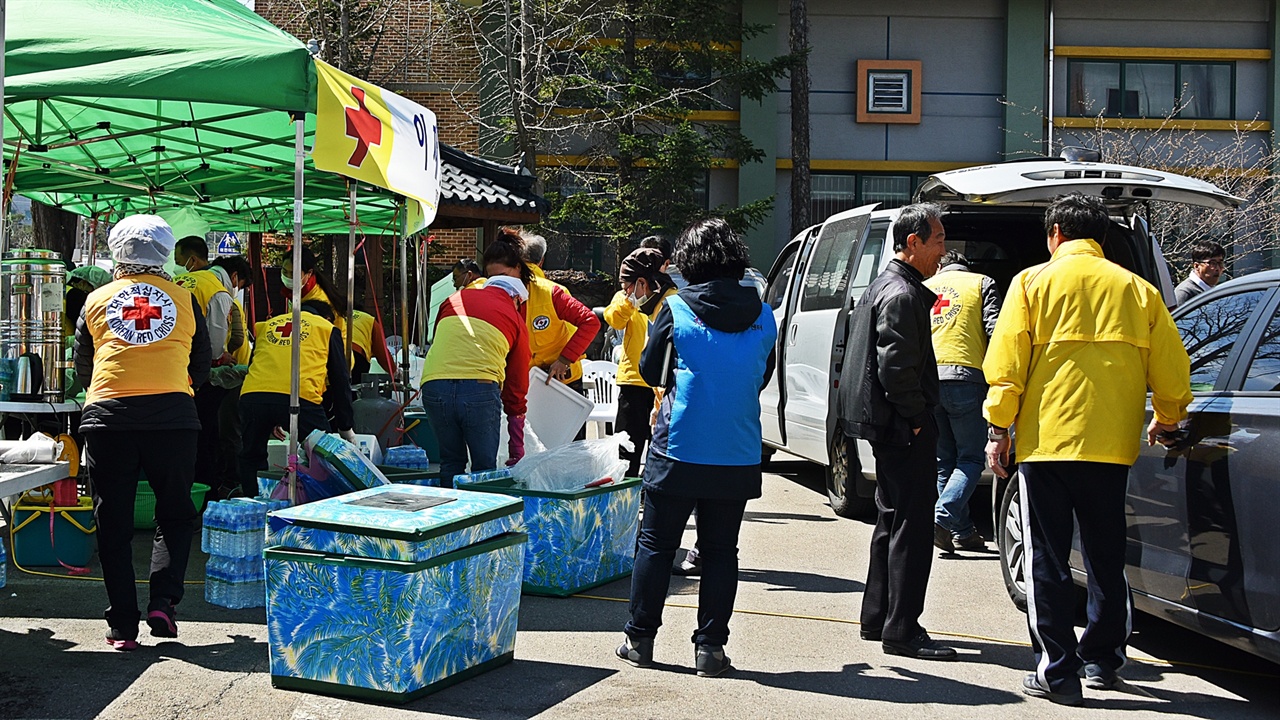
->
xmin=345 ymin=87 xmax=382 ymax=167
xmin=932 ymin=295 xmax=951 ymax=315
xmin=121 ymin=297 xmax=163 ymax=330
xmin=277 ymin=321 xmax=294 ymax=338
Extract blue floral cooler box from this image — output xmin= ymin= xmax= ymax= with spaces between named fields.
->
xmin=455 ymin=468 xmax=641 ymax=597
xmin=264 ymin=484 xmax=526 ymax=703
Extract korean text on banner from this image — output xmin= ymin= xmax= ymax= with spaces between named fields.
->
xmin=312 ymin=59 xmax=442 ymax=227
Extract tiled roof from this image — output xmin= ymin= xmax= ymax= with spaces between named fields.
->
xmin=440 ymin=144 xmax=549 ymax=217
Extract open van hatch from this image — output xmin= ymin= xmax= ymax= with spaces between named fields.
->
xmin=916 ymin=160 xmax=1243 ymax=210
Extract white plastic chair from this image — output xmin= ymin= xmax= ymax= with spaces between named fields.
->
xmin=581 ymin=359 xmax=618 ymax=439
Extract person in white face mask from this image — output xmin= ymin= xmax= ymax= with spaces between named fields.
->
xmin=603 ymin=247 xmax=677 ymax=477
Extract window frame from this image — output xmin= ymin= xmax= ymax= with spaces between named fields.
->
xmin=1222 ymin=286 xmax=1280 ymax=392
xmin=1066 ymin=58 xmax=1236 ymax=120
xmin=1174 ymin=287 xmax=1274 ymax=393
xmin=809 ymin=172 xmax=926 ymax=223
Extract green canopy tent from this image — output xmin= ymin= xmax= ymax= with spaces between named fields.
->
xmin=3 ymin=0 xmax=426 ymax=499
xmin=3 ymin=0 xmax=407 ymax=233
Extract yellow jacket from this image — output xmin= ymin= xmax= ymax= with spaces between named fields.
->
xmin=604 ymin=287 xmax=677 ymax=387
xmin=983 ymin=239 xmax=1192 ymax=465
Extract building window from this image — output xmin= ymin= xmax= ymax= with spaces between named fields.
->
xmin=1067 ymin=59 xmax=1234 ymax=119
xmin=809 ymin=172 xmax=920 ymax=223
xmin=856 ymin=59 xmax=922 ymax=124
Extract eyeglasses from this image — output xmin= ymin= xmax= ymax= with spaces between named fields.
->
xmin=1197 ymin=259 xmax=1225 ymax=268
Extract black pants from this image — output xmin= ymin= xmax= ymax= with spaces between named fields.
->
xmin=193 ymin=383 xmax=228 ymax=490
xmin=1021 ymin=461 xmax=1131 ymax=694
xmin=861 ymin=419 xmax=939 ymax=642
xmin=566 ymin=378 xmax=588 ymax=442
xmin=87 ymin=429 xmax=198 ymax=635
xmin=238 ymin=393 xmax=331 ymax=497
xmin=625 ymin=489 xmax=748 ymax=647
xmin=217 ymin=386 xmax=243 ymax=492
xmin=615 ymin=385 xmax=654 ymax=477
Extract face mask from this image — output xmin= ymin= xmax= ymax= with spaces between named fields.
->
xmin=181 ymin=257 xmax=197 ymax=273
xmin=628 ymin=291 xmax=649 ymax=307
xmin=280 ymin=271 xmax=294 ymax=289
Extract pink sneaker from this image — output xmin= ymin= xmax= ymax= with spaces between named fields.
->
xmin=106 ymin=628 xmax=139 ymax=651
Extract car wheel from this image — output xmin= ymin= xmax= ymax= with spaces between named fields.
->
xmin=827 ymin=432 xmax=875 ymax=519
xmin=997 ymin=476 xmax=1028 ymax=611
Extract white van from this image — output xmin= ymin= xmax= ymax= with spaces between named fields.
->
xmin=760 ymin=156 xmax=1242 ymax=517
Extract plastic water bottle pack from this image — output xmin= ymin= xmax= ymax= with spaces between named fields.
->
xmin=383 ymin=445 xmax=430 ymax=470
xmin=0 ymin=537 xmax=7 ymax=589
xmin=205 ymin=576 xmax=266 ymax=609
xmin=202 ymin=499 xmax=273 ymax=609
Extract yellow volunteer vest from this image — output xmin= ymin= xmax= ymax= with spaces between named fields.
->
xmin=526 ymin=266 xmax=582 ymax=383
xmin=174 ymin=268 xmax=229 ymax=318
xmin=241 ymin=312 xmax=335 ymax=404
xmin=924 ymin=269 xmax=987 ymax=370
xmin=84 ymin=275 xmax=198 ymax=403
xmin=351 ymin=310 xmax=375 ymax=357
xmin=230 ymin=299 xmax=252 ymax=366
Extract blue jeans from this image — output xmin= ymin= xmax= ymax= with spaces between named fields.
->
xmin=625 ymin=490 xmax=747 ymax=647
xmin=934 ymin=380 xmax=986 ymax=537
xmin=421 ymin=379 xmax=502 ymax=485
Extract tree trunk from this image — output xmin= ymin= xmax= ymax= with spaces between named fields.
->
xmin=31 ymin=201 xmax=79 ymax=262
xmin=789 ymin=0 xmax=811 ymax=238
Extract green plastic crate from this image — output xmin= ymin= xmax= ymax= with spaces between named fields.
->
xmin=134 ymin=482 xmax=212 ymax=529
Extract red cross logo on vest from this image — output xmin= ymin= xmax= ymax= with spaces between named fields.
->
xmin=345 ymin=86 xmax=382 ymax=167
xmin=932 ymin=295 xmax=951 ymax=315
xmin=277 ymin=321 xmax=293 ymax=338
xmin=122 ymin=297 xmax=163 ymax=330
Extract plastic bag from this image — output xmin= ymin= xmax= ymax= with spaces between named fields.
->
xmin=0 ymin=433 xmax=63 ymax=464
xmin=495 ymin=413 xmax=547 ymax=466
xmin=510 ymin=432 xmax=633 ymax=492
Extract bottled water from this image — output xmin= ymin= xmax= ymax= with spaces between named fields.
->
xmin=384 ymin=445 xmax=430 ymax=470
xmin=0 ymin=537 xmax=7 ymax=589
xmin=203 ymin=499 xmax=271 ymax=609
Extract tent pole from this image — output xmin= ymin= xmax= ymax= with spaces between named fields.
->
xmin=345 ymin=181 xmax=356 ymax=367
xmin=1 ymin=0 xmax=7 ymax=258
xmin=288 ymin=115 xmax=305 ymax=505
xmin=399 ymin=203 xmax=409 ymax=400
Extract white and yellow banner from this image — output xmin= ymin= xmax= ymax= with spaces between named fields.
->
xmin=313 ymin=59 xmax=441 ymax=229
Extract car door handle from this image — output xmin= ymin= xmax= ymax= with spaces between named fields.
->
xmin=789 ymin=324 xmax=799 ymax=346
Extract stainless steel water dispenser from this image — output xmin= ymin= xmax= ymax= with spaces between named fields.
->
xmin=1 ymin=249 xmax=67 ymax=402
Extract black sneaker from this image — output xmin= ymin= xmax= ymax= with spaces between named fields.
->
xmin=1083 ymin=662 xmax=1118 ymax=690
xmin=954 ymin=532 xmax=988 ymax=551
xmin=147 ymin=600 xmax=178 ymax=639
xmin=882 ymin=631 xmax=957 ymax=660
xmin=695 ymin=644 xmax=732 ymax=677
xmin=615 ymin=635 xmax=654 ymax=668
xmin=1022 ymin=673 xmax=1084 ymax=706
xmin=105 ymin=627 xmax=139 ymax=651
xmin=933 ymin=523 xmax=956 ymax=553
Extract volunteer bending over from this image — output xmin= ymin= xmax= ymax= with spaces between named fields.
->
xmin=422 ymin=232 xmax=531 ymax=484
xmin=74 ymin=215 xmax=211 ymax=651
xmin=282 ymin=246 xmax=349 ymax=352
xmin=238 ymin=300 xmax=355 ymax=497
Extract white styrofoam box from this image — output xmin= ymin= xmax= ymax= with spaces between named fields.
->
xmin=351 ymin=433 xmax=384 ymax=465
xmin=525 ymin=366 xmax=593 ymax=449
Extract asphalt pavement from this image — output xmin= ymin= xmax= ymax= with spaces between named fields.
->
xmin=2 ymin=457 xmax=1277 ymax=719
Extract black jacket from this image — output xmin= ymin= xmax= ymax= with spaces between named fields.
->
xmin=837 ymin=259 xmax=939 ymax=446
xmin=640 ymin=278 xmax=775 ymax=499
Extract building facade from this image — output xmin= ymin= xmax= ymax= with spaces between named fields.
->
xmin=730 ymin=0 xmax=1279 ymax=270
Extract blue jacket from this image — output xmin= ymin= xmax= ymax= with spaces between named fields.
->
xmin=641 ymin=278 xmax=777 ymax=499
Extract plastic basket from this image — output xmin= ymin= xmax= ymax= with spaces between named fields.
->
xmin=134 ymin=482 xmax=212 ymax=529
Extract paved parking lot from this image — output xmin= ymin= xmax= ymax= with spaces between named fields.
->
xmin=2 ymin=458 xmax=1277 ymax=719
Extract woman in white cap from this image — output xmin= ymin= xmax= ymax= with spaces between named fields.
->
xmin=72 ymin=215 xmax=212 ymax=651
xmin=419 ymin=230 xmax=531 ymax=484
